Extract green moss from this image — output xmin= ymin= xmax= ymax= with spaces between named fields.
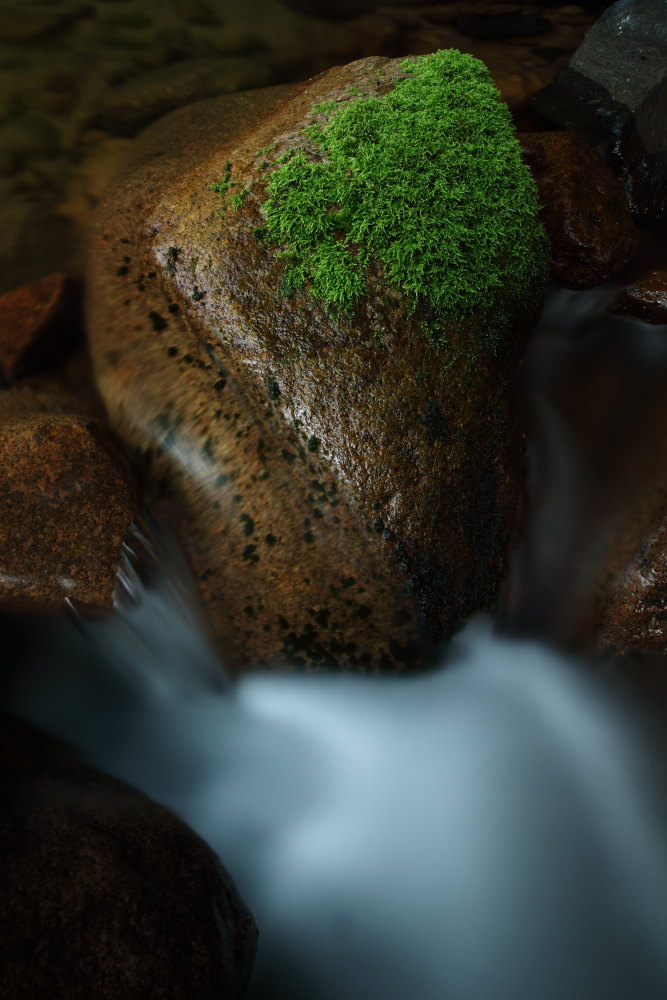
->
xmin=260 ymin=49 xmax=549 ymax=352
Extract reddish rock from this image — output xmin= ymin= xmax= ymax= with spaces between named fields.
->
xmin=87 ymin=63 xmax=544 ymax=673
xmin=0 ymin=272 xmax=81 ymax=383
xmin=0 ymin=414 xmax=138 ymax=611
xmin=519 ymin=131 xmax=640 ymax=288
xmin=594 ymin=510 xmax=667 ymax=655
xmin=0 ymin=713 xmax=257 ymax=1000
xmin=613 ymin=270 xmax=667 ymax=324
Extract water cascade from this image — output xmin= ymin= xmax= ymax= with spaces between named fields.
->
xmin=4 ymin=277 xmax=667 ymax=999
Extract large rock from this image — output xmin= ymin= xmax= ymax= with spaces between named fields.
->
xmin=87 ymin=55 xmax=547 ymax=673
xmin=532 ymin=0 xmax=667 ymax=230
xmin=0 ymin=713 xmax=257 ymax=1000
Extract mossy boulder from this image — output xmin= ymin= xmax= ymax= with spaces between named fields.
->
xmin=87 ymin=54 xmax=548 ymax=673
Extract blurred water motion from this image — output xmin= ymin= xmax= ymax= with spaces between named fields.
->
xmin=6 ymin=602 xmax=667 ymax=1000
xmin=4 ymin=277 xmax=667 ymax=998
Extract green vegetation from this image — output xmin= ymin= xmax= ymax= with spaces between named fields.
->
xmin=257 ymin=49 xmax=549 ymax=351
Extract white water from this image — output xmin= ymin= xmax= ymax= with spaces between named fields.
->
xmin=6 ymin=280 xmax=667 ymax=999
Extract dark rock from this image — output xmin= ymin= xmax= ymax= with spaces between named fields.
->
xmin=0 ymin=273 xmax=81 ymax=383
xmin=569 ymin=0 xmax=666 ymax=113
xmin=87 ymin=58 xmax=274 ymax=136
xmin=532 ymin=0 xmax=667 ymax=229
xmin=458 ymin=12 xmax=552 ymax=39
xmin=0 ymin=414 xmax=138 ymax=611
xmin=613 ymin=270 xmax=667 ymax=324
xmin=519 ymin=130 xmax=639 ymax=288
xmin=0 ymin=713 xmax=257 ymax=1000
xmin=87 ymin=58 xmax=546 ymax=672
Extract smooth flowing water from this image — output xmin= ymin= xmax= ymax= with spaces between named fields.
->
xmin=4 ymin=275 xmax=667 ymax=1000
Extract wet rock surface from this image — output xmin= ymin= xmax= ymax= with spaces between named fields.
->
xmin=519 ymin=130 xmax=639 ymax=288
xmin=86 ymin=57 xmax=544 ymax=672
xmin=533 ymin=0 xmax=667 ymax=230
xmin=0 ymin=412 xmax=138 ymax=611
xmin=614 ymin=270 xmax=667 ymax=325
xmin=0 ymin=713 xmax=257 ymax=1000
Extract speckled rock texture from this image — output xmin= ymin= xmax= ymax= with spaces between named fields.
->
xmin=0 ymin=713 xmax=257 ymax=1000
xmin=594 ymin=510 xmax=667 ymax=654
xmin=0 ymin=273 xmax=80 ymax=383
xmin=86 ymin=60 xmax=544 ymax=673
xmin=533 ymin=0 xmax=667 ymax=230
xmin=614 ymin=270 xmax=667 ymax=324
xmin=0 ymin=413 xmax=138 ymax=611
xmin=518 ymin=130 xmax=639 ymax=288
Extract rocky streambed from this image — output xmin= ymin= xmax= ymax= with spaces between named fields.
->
xmin=1 ymin=1 xmax=667 ymax=996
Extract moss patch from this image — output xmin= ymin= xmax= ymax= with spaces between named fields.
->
xmin=256 ymin=49 xmax=549 ymax=351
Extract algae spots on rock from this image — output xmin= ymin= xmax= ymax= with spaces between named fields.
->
xmin=240 ymin=512 xmax=255 ymax=536
xmin=164 ymin=246 xmax=181 ymax=277
xmin=242 ymin=543 xmax=259 ymax=565
xmin=148 ymin=310 xmax=167 ymax=332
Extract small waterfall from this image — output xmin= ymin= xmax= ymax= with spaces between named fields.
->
xmin=4 ymin=279 xmax=667 ymax=999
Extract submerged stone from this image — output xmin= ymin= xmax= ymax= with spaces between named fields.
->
xmin=87 ymin=53 xmax=548 ymax=673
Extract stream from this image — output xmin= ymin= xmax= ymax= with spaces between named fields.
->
xmin=4 ymin=260 xmax=667 ymax=998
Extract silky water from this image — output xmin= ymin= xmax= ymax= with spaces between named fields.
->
xmin=5 ymin=281 xmax=667 ymax=1000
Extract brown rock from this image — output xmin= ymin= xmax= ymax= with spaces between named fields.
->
xmin=0 ymin=273 xmax=81 ymax=383
xmin=87 ymin=65 xmax=543 ymax=673
xmin=343 ymin=12 xmax=402 ymax=56
xmin=0 ymin=713 xmax=257 ymax=1000
xmin=519 ymin=131 xmax=640 ymax=288
xmin=613 ymin=270 xmax=667 ymax=324
xmin=87 ymin=58 xmax=274 ymax=137
xmin=594 ymin=510 xmax=667 ymax=654
xmin=0 ymin=414 xmax=138 ymax=611
xmin=0 ymin=384 xmax=83 ymax=422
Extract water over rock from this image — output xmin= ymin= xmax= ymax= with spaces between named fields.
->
xmin=0 ymin=713 xmax=257 ymax=1000
xmin=87 ymin=55 xmax=547 ymax=673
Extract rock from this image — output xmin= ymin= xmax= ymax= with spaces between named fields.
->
xmin=519 ymin=131 xmax=639 ymax=288
xmin=0 ymin=273 xmax=81 ymax=383
xmin=87 ymin=53 xmax=548 ymax=673
xmin=0 ymin=4 xmax=74 ymax=42
xmin=457 ymin=12 xmax=552 ymax=39
xmin=0 ymin=384 xmax=83 ymax=421
xmin=594 ymin=509 xmax=667 ymax=654
xmin=0 ymin=713 xmax=257 ymax=999
xmin=344 ymin=12 xmax=401 ymax=56
xmin=0 ymin=414 xmax=138 ymax=611
xmin=278 ymin=0 xmax=430 ymax=17
xmin=173 ymin=0 xmax=221 ymax=25
xmin=0 ymin=112 xmax=61 ymax=166
xmin=568 ymin=0 xmax=665 ymax=112
xmin=613 ymin=270 xmax=667 ymax=324
xmin=532 ymin=0 xmax=667 ymax=230
xmin=87 ymin=58 xmax=274 ymax=136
